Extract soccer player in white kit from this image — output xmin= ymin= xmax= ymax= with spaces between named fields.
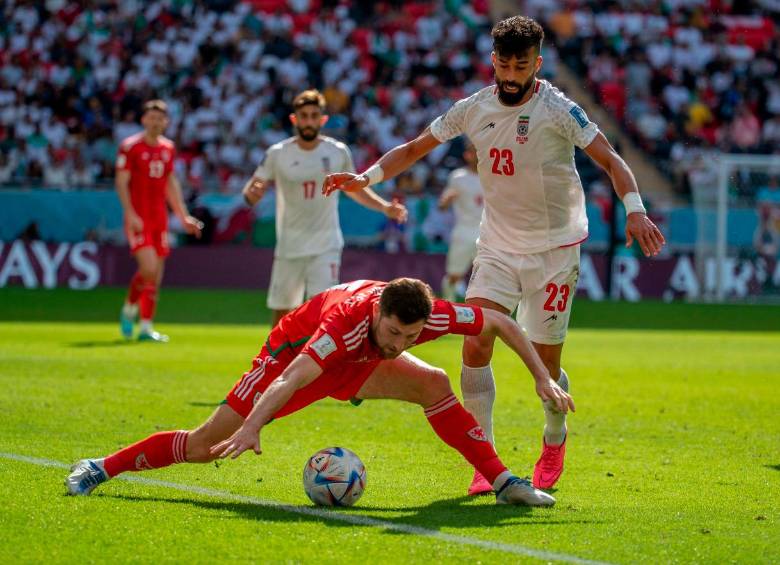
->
xmin=323 ymin=16 xmax=666 ymax=494
xmin=438 ymin=142 xmax=483 ymax=302
xmin=243 ymin=90 xmax=408 ymax=326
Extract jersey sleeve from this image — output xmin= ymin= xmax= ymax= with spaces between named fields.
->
xmin=299 ymin=308 xmax=355 ymax=372
xmin=341 ymin=144 xmax=356 ymax=174
xmin=253 ymin=145 xmax=278 ymax=181
xmin=116 ymin=142 xmax=132 ymax=172
xmin=429 ymin=96 xmax=471 ymax=142
xmin=546 ymin=87 xmax=600 ymax=149
xmin=445 ymin=169 xmax=463 ymax=195
xmin=418 ymin=300 xmax=484 ymax=342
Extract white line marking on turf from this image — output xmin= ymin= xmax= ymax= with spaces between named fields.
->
xmin=1 ymin=452 xmax=611 ymax=565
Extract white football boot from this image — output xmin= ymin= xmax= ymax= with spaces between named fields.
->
xmin=495 ymin=475 xmax=556 ymax=506
xmin=65 ymin=459 xmax=109 ymax=495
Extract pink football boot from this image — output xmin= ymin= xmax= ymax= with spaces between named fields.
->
xmin=467 ymin=470 xmax=494 ymax=496
xmin=532 ymin=435 xmax=567 ymax=489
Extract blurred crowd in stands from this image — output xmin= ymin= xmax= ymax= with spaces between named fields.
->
xmin=0 ymin=0 xmax=494 ymax=198
xmin=529 ymin=0 xmax=780 ymax=196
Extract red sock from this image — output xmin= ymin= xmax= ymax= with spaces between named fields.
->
xmin=103 ymin=430 xmax=188 ymax=477
xmin=424 ymin=394 xmax=507 ymax=484
xmin=127 ymin=273 xmax=144 ymax=305
xmin=139 ymin=282 xmax=158 ymax=320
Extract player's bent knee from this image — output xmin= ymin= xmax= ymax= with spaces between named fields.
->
xmin=425 ymin=368 xmax=453 ymax=402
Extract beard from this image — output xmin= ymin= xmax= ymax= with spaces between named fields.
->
xmin=496 ymin=74 xmax=536 ymax=105
xmin=297 ymin=126 xmax=319 ymax=141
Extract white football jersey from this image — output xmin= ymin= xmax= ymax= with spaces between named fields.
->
xmin=430 ymin=80 xmax=599 ymax=254
xmin=446 ymin=166 xmax=483 ymax=236
xmin=254 ymin=136 xmax=355 ymax=259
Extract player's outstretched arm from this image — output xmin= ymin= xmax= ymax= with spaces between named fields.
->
xmin=345 ymin=187 xmax=409 ymax=223
xmin=584 ymin=133 xmax=666 ymax=257
xmin=210 ymin=355 xmax=323 ymax=460
xmin=166 ymin=174 xmax=203 ymax=237
xmin=322 ymin=127 xmax=441 ymax=196
xmin=480 ymin=309 xmax=575 ymax=413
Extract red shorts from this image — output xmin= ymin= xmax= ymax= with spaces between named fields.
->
xmin=126 ymin=225 xmax=170 ymax=258
xmin=225 ymin=345 xmax=379 ymax=419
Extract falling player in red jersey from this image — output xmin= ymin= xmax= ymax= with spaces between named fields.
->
xmin=116 ymin=100 xmax=202 ymax=342
xmin=66 ymin=278 xmax=574 ymax=506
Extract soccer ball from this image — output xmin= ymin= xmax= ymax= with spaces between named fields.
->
xmin=302 ymin=447 xmax=367 ymax=506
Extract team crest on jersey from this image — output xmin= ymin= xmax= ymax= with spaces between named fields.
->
xmin=454 ymin=306 xmax=475 ymax=324
xmin=162 ymin=150 xmax=171 ymax=162
xmin=311 ymin=333 xmax=337 ymax=359
xmin=321 ymin=156 xmax=330 ymax=172
xmin=141 ymin=152 xmax=149 ymax=160
xmin=516 ymin=115 xmax=530 ymax=144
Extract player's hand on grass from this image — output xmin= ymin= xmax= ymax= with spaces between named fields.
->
xmin=210 ymin=427 xmax=262 ymax=460
xmin=243 ymin=178 xmax=267 ymax=206
xmin=125 ymin=210 xmax=144 ymax=233
xmin=626 ymin=213 xmax=666 ymax=257
xmin=536 ymin=377 xmax=575 ymax=414
xmin=383 ymin=199 xmax=408 ymax=223
xmin=183 ymin=215 xmax=204 ymax=238
xmin=322 ymin=172 xmax=368 ymax=196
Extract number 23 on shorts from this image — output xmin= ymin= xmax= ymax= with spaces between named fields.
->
xmin=544 ymin=283 xmax=570 ymax=312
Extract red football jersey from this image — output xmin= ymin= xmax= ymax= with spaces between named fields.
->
xmin=268 ymin=280 xmax=484 ymax=375
xmin=116 ymin=132 xmax=176 ymax=229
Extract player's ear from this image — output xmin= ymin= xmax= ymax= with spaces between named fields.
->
xmin=490 ymin=51 xmax=497 ymax=66
xmin=289 ymin=113 xmax=297 ymax=126
xmin=535 ymin=54 xmax=543 ymax=73
xmin=320 ymin=115 xmax=329 ymax=126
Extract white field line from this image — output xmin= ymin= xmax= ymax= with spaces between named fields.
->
xmin=1 ymin=452 xmax=613 ymax=565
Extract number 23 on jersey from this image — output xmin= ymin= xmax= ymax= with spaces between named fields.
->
xmin=489 ymin=148 xmax=515 ymax=176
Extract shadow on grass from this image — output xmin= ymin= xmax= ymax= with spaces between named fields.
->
xmin=68 ymin=339 xmax=139 ymax=348
xmin=102 ymin=492 xmax=600 ymax=532
xmin=765 ymin=464 xmax=780 ymax=472
xmin=189 ymin=401 xmax=221 ymax=407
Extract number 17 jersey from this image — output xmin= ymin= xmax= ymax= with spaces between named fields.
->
xmin=430 ymin=80 xmax=599 ymax=255
xmin=255 ymin=136 xmax=355 ymax=259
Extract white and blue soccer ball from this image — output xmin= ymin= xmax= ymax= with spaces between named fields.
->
xmin=303 ymin=447 xmax=367 ymax=506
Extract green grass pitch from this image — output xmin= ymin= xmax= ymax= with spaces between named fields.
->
xmin=0 ymin=287 xmax=778 ymax=563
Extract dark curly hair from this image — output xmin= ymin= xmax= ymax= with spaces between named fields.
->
xmin=379 ymin=278 xmax=433 ymax=325
xmin=492 ymin=15 xmax=545 ymax=58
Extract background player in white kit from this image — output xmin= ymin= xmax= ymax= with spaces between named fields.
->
xmin=438 ymin=142 xmax=483 ymax=302
xmin=323 ymin=16 xmax=666 ymax=494
xmin=243 ymin=90 xmax=407 ymax=326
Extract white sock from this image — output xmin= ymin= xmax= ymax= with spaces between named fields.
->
xmin=543 ymin=368 xmax=569 ymax=445
xmin=140 ymin=319 xmax=153 ymax=333
xmin=441 ymin=276 xmax=456 ymax=301
xmin=461 ymin=363 xmax=495 ymax=444
xmin=122 ymin=302 xmax=138 ymax=318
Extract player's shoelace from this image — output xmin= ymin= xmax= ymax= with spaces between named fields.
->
xmin=78 ymin=462 xmax=106 ymax=490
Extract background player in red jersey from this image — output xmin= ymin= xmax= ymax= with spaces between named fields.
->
xmin=66 ymin=278 xmax=573 ymax=506
xmin=116 ymin=100 xmax=203 ymax=342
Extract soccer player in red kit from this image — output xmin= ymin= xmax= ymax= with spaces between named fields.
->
xmin=116 ymin=100 xmax=203 ymax=342
xmin=66 ymin=278 xmax=574 ymax=506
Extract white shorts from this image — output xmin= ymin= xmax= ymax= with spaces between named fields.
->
xmin=267 ymin=250 xmax=341 ymax=310
xmin=465 ymin=243 xmax=580 ymax=345
xmin=446 ymin=228 xmax=479 ymax=276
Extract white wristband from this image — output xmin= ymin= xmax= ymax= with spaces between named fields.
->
xmin=622 ymin=192 xmax=646 ymax=216
xmin=363 ymin=164 xmax=384 ymax=186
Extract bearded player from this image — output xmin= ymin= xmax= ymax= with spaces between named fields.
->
xmin=116 ymin=100 xmax=202 ymax=342
xmin=323 ymin=16 xmax=666 ymax=494
xmin=242 ymin=89 xmax=407 ymax=327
